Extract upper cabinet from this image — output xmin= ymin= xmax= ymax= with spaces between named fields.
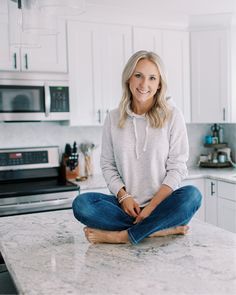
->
xmin=0 ymin=0 xmax=67 ymax=73
xmin=190 ymin=25 xmax=236 ymax=123
xmin=68 ymin=21 xmax=132 ymax=126
xmin=133 ymin=27 xmax=191 ymax=122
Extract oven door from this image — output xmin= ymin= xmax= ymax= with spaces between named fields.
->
xmin=0 ymin=179 xmax=80 ymax=216
xmin=0 ymin=191 xmax=78 ymax=216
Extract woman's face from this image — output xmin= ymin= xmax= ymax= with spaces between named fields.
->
xmin=129 ymin=59 xmax=161 ymax=105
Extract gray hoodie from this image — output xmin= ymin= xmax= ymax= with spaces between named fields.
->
xmin=100 ymin=100 xmax=189 ymax=207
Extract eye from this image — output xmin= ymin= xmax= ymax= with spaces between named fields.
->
xmin=134 ymin=73 xmax=141 ymax=78
xmin=150 ymin=76 xmax=156 ymax=81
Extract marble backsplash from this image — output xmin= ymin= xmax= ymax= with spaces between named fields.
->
xmin=0 ymin=122 xmax=235 ymax=174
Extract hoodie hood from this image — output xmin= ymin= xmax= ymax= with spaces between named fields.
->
xmin=126 ymin=104 xmax=149 ymax=160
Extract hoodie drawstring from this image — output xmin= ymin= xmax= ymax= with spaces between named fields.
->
xmin=132 ymin=117 xmax=149 ymax=159
xmin=132 ymin=117 xmax=139 ymax=159
xmin=143 ymin=121 xmax=149 ymax=152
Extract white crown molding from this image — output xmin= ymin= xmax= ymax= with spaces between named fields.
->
xmin=188 ymin=13 xmax=236 ymax=30
xmin=69 ymin=4 xmax=189 ymax=30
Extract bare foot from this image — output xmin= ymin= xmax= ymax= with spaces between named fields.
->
xmin=83 ymin=227 xmax=129 ymax=244
xmin=149 ymin=225 xmax=189 ymax=238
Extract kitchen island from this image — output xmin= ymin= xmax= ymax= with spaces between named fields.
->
xmin=0 ymin=210 xmax=235 ymax=295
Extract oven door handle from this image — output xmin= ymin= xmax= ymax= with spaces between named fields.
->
xmin=0 ymin=198 xmax=73 ymax=215
xmin=44 ymin=83 xmax=51 ymax=117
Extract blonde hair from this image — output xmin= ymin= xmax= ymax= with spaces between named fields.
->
xmin=118 ymin=50 xmax=171 ymax=128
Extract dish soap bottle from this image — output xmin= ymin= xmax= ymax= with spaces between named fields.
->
xmin=218 ymin=125 xmax=224 ymax=144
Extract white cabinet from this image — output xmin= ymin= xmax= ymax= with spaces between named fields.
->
xmin=133 ymin=27 xmax=190 ymax=122
xmin=0 ymin=0 xmax=67 ymax=73
xmin=180 ymin=178 xmax=205 ymax=221
xmin=68 ymin=21 xmax=132 ymax=126
xmin=205 ymin=178 xmax=218 ymax=226
xmin=190 ymin=28 xmax=236 ymax=123
xmin=217 ymin=181 xmax=236 ymax=233
xmin=18 ymin=20 xmax=67 ymax=73
xmin=204 ymin=178 xmax=236 ymax=233
xmin=0 ymin=0 xmax=19 ymax=71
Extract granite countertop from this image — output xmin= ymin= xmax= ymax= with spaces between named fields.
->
xmin=0 ymin=210 xmax=236 ymax=295
xmin=76 ymin=167 xmax=236 ymax=192
xmin=186 ymin=167 xmax=236 ymax=184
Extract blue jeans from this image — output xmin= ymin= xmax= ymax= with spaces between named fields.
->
xmin=72 ymin=185 xmax=202 ymax=244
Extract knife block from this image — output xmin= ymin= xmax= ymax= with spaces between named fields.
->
xmin=61 ymin=154 xmax=80 ymax=181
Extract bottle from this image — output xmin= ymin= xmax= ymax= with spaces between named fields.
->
xmin=218 ymin=125 xmax=224 ymax=144
xmin=211 ymin=124 xmax=219 ymax=144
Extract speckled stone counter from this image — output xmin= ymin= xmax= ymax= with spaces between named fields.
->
xmin=76 ymin=167 xmax=236 ymax=192
xmin=187 ymin=167 xmax=236 ymax=184
xmin=0 ymin=210 xmax=235 ymax=295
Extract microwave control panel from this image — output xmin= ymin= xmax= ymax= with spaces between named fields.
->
xmin=50 ymin=86 xmax=69 ymax=112
xmin=0 ymin=150 xmax=48 ymax=167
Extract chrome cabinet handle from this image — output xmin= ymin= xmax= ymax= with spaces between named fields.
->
xmin=223 ymin=108 xmax=226 ymax=121
xmin=44 ymin=83 xmax=51 ymax=117
xmin=97 ymin=109 xmax=101 ymax=123
xmin=210 ymin=182 xmax=215 ymax=196
xmin=13 ymin=53 xmax=17 ymax=69
xmin=24 ymin=53 xmax=28 ymax=69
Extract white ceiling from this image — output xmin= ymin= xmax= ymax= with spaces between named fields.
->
xmin=87 ymin=0 xmax=236 ymax=16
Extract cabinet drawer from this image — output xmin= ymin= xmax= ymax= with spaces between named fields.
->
xmin=218 ymin=181 xmax=236 ymax=201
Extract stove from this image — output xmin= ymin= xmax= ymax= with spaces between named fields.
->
xmin=0 ymin=146 xmax=80 ymax=217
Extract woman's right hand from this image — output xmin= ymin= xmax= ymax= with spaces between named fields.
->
xmin=120 ymin=197 xmax=141 ymax=218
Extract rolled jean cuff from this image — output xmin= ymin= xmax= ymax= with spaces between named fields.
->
xmin=127 ymin=229 xmax=138 ymax=245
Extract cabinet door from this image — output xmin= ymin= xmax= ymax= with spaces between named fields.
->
xmin=218 ymin=198 xmax=236 ymax=233
xmin=205 ymin=179 xmax=218 ymax=226
xmin=162 ymin=31 xmax=190 ymax=122
xmin=68 ymin=21 xmax=132 ymax=126
xmin=133 ymin=27 xmax=190 ymax=122
xmin=133 ymin=27 xmax=162 ymax=53
xmin=0 ymin=0 xmax=20 ymax=71
xmin=217 ymin=181 xmax=236 ymax=233
xmin=180 ymin=178 xmax=205 ymax=221
xmin=20 ymin=19 xmax=67 ymax=73
xmin=191 ymin=30 xmax=228 ymax=123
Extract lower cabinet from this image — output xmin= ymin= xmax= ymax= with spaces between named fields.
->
xmin=180 ymin=178 xmax=205 ymax=222
xmin=217 ymin=181 xmax=236 ymax=233
xmin=205 ymin=178 xmax=236 ymax=233
xmin=181 ymin=177 xmax=236 ymax=233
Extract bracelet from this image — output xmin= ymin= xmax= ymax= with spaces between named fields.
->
xmin=118 ymin=193 xmax=132 ymax=204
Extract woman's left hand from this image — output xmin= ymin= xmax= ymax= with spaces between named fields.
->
xmin=133 ymin=203 xmax=156 ymax=224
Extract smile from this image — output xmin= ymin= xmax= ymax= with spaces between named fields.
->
xmin=137 ymin=89 xmax=149 ymax=94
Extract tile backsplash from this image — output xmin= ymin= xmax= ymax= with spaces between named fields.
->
xmin=1 ymin=122 xmax=235 ymax=174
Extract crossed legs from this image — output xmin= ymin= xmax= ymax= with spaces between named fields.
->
xmin=72 ymin=185 xmax=202 ymax=245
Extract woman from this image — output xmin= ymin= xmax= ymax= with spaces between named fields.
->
xmin=72 ymin=50 xmax=202 ymax=245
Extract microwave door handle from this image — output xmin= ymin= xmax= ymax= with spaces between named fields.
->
xmin=44 ymin=83 xmax=51 ymax=117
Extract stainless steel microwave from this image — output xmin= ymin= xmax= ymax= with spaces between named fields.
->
xmin=0 ymin=82 xmax=70 ymax=122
